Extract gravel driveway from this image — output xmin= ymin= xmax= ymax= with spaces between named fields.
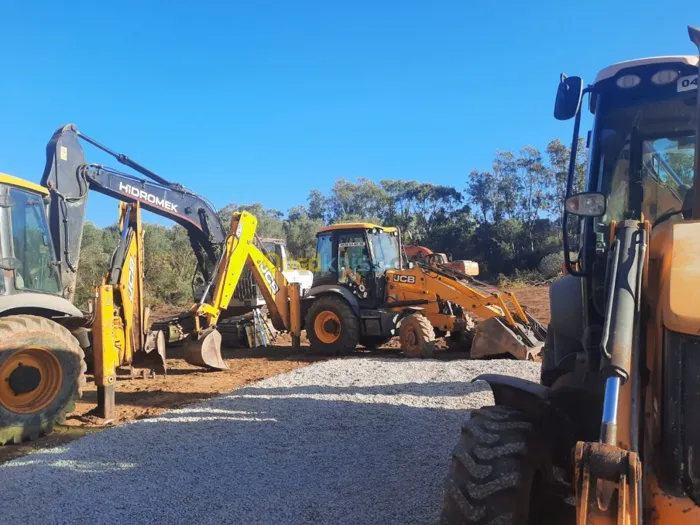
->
xmin=0 ymin=357 xmax=539 ymax=525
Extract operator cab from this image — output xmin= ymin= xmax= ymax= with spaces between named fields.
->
xmin=313 ymin=222 xmax=403 ymax=306
xmin=555 ymin=55 xmax=698 ymax=319
xmin=0 ymin=174 xmax=61 ymax=297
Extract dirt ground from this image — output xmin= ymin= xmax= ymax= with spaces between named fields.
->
xmin=0 ymin=285 xmax=551 ymax=464
xmin=510 ymin=285 xmax=551 ymax=325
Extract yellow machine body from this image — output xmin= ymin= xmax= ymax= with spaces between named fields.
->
xmin=183 ymin=211 xmax=303 ymax=369
xmin=90 ymin=203 xmax=165 ymax=418
xmin=385 ymin=263 xmax=543 ymax=359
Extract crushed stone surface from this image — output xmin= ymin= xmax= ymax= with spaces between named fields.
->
xmin=0 ymin=357 xmax=540 ymax=525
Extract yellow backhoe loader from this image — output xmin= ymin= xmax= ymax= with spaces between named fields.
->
xmin=440 ymin=25 xmax=700 ymax=525
xmin=160 ymin=217 xmax=546 ymax=362
xmin=0 ymin=173 xmax=88 ymax=445
xmin=303 ymin=222 xmax=545 ymax=359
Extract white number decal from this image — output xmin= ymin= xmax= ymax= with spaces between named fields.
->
xmin=677 ymin=74 xmax=698 ymax=92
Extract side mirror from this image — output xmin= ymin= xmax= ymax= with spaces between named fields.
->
xmin=565 ymin=192 xmax=606 ymax=217
xmin=554 ymin=74 xmax=583 ymax=121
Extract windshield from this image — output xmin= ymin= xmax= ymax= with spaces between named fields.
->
xmin=7 ymin=188 xmax=61 ymax=294
xmin=594 ymin=90 xmax=696 ymax=225
xmin=368 ymin=229 xmax=401 ymax=272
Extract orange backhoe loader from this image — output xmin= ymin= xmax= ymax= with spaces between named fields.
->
xmin=440 ymin=24 xmax=700 ymax=525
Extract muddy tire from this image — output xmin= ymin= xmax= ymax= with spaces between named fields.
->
xmin=448 ymin=315 xmax=477 ymax=352
xmin=399 ymin=313 xmax=435 ymax=358
xmin=440 ymin=406 xmax=542 ymax=525
xmin=305 ymin=296 xmax=359 ymax=355
xmin=359 ymin=336 xmax=392 ymax=349
xmin=0 ymin=315 xmax=86 ymax=445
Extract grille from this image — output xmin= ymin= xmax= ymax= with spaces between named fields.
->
xmin=662 ymin=330 xmax=700 ymax=504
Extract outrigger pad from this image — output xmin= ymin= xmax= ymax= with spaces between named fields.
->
xmin=183 ymin=328 xmax=228 ymax=370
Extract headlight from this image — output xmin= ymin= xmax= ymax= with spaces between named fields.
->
xmin=616 ymin=74 xmax=641 ymax=88
xmin=651 ymin=69 xmax=679 ymax=85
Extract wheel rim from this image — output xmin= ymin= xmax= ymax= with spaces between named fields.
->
xmin=314 ymin=311 xmax=341 ymax=344
xmin=0 ymin=347 xmax=63 ymax=414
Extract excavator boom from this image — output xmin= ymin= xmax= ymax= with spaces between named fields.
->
xmin=41 ymin=124 xmax=225 ymax=302
xmin=39 ymin=123 xmax=241 ymax=372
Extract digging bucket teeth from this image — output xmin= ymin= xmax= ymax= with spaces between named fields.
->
xmin=470 ymin=317 xmax=544 ymax=361
xmin=183 ymin=327 xmax=228 ymax=370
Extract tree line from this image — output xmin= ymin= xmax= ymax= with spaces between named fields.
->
xmin=74 ymin=137 xmax=587 ymax=308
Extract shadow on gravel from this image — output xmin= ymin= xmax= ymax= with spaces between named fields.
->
xmin=0 ymin=361 xmax=504 ymax=525
xmin=235 ymin=380 xmax=491 ymax=399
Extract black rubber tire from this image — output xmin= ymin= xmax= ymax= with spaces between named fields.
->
xmin=359 ymin=336 xmax=392 ymax=349
xmin=305 ymin=295 xmax=359 ymax=355
xmin=0 ymin=315 xmax=86 ymax=445
xmin=440 ymin=406 xmax=541 ymax=525
xmin=448 ymin=315 xmax=477 ymax=352
xmin=399 ymin=313 xmax=435 ymax=358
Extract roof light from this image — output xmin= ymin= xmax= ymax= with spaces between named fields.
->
xmin=651 ymin=69 xmax=679 ymax=85
xmin=616 ymin=74 xmax=641 ymax=88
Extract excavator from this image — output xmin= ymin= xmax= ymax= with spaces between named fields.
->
xmin=404 ymin=244 xmax=479 ymax=276
xmin=440 ymin=25 xmax=700 ymax=525
xmin=40 ymin=124 xmax=313 ymax=417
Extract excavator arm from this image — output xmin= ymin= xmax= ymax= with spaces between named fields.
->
xmin=196 ymin=212 xmax=296 ymax=330
xmin=41 ymin=124 xmax=226 ymax=302
xmin=181 ymin=210 xmax=302 ymax=368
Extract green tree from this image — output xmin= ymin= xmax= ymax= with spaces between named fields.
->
xmin=547 ymin=137 xmax=587 ymax=228
xmin=218 ymin=202 xmax=285 ymax=238
xmin=284 ymin=206 xmax=324 ymax=260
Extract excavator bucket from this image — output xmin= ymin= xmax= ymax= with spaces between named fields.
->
xmin=182 ymin=327 xmax=228 ymax=370
xmin=134 ymin=329 xmax=168 ymax=374
xmin=470 ymin=318 xmax=543 ymax=361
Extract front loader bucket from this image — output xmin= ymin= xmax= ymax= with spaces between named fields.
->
xmin=470 ymin=318 xmax=543 ymax=361
xmin=183 ymin=327 xmax=229 ymax=370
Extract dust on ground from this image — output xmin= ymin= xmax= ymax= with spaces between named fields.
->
xmin=0 ymin=286 xmax=551 ymax=464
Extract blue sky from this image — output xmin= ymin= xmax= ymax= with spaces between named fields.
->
xmin=1 ymin=1 xmax=698 ymax=227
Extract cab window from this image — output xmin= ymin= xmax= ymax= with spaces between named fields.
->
xmin=315 ymin=233 xmax=335 ymax=277
xmin=337 ymin=233 xmax=371 ymax=284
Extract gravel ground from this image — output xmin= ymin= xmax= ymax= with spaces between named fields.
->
xmin=1 ymin=357 xmax=539 ymax=525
